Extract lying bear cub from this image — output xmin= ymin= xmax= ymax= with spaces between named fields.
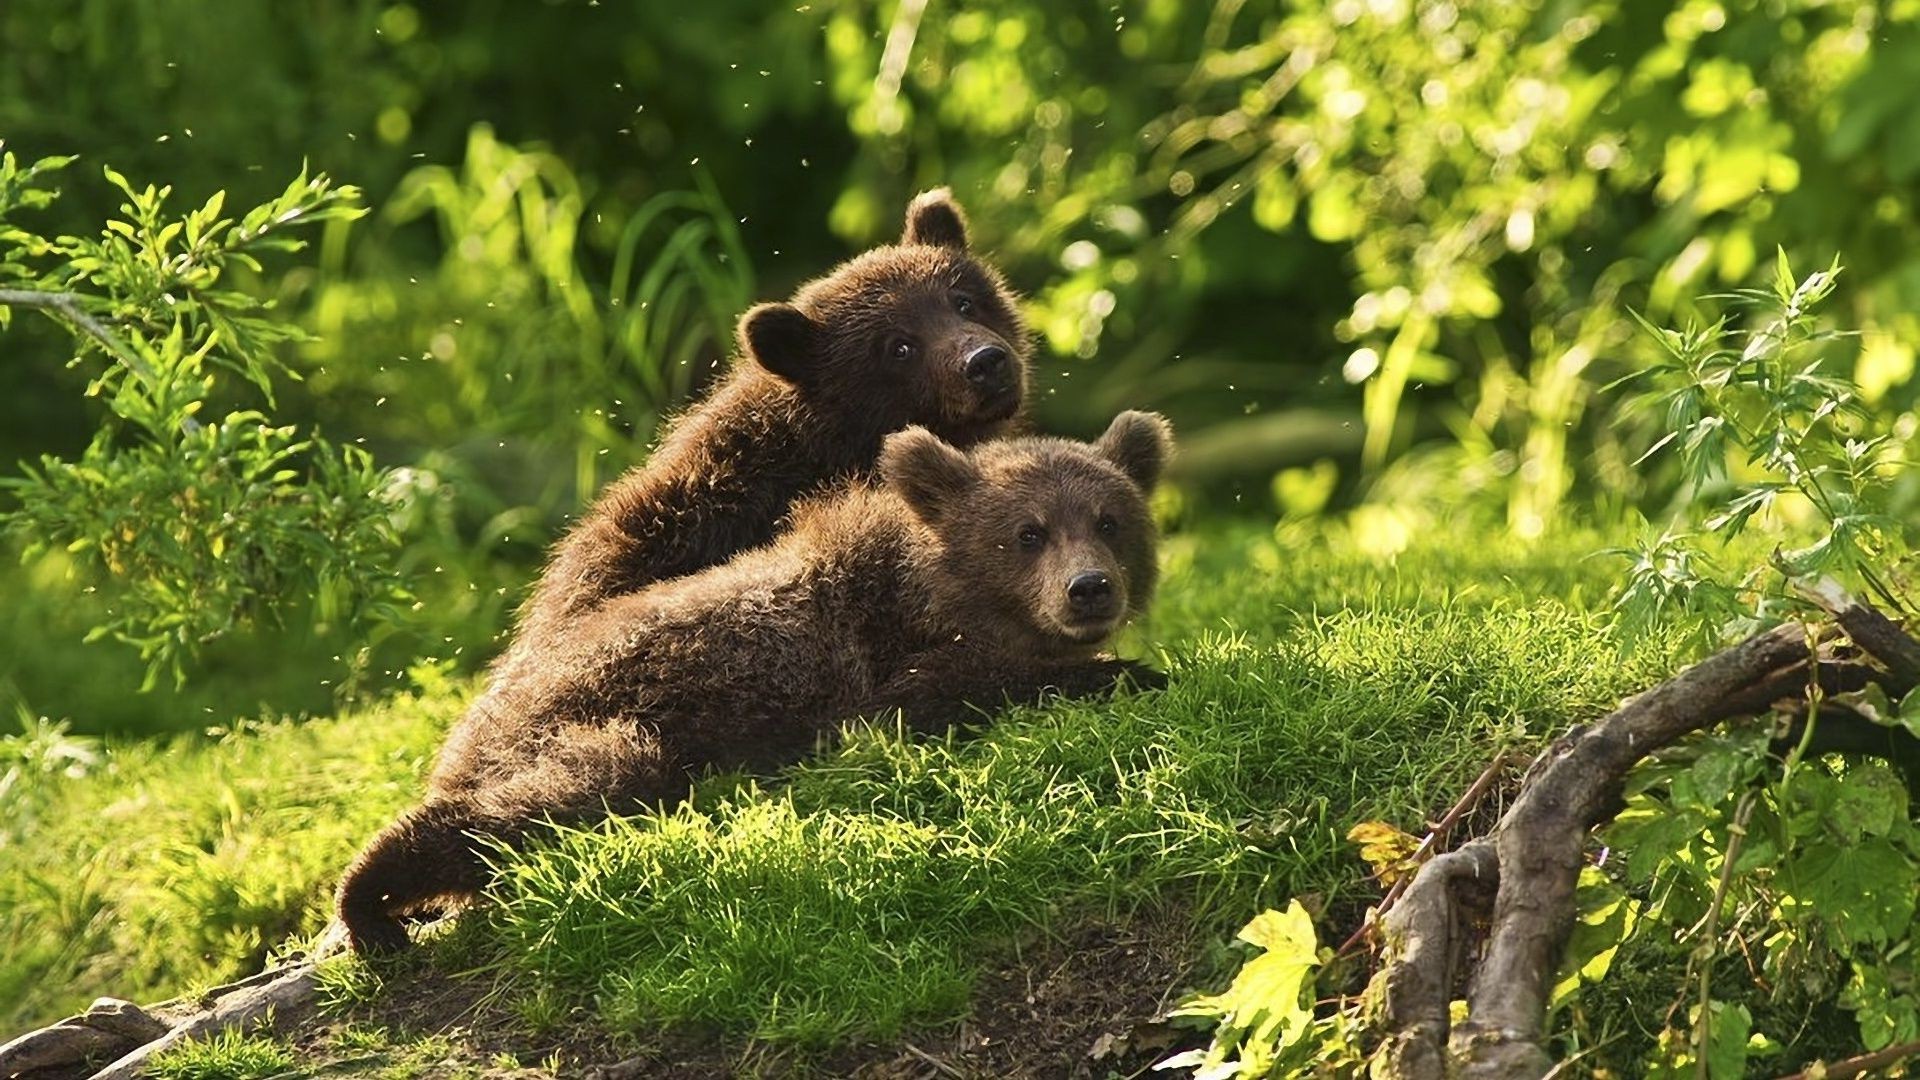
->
xmin=336 ymin=411 xmax=1172 ymax=953
xmin=509 ymin=188 xmax=1030 ymax=659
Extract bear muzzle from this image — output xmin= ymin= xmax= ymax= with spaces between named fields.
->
xmin=1056 ymin=569 xmax=1124 ymax=643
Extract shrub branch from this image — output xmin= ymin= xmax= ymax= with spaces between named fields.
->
xmin=0 ymin=287 xmax=158 ymax=387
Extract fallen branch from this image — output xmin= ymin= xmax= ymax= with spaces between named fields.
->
xmin=1454 ymin=622 xmax=1813 ymax=1078
xmin=1799 ymin=577 xmax=1920 ymax=692
xmin=86 ymin=964 xmax=318 ymax=1080
xmin=1375 ymin=840 xmax=1498 ymax=1079
xmin=1373 ymin=592 xmax=1920 ymax=1080
xmin=0 ymin=998 xmax=169 ymax=1078
xmin=1771 ymin=1036 xmax=1920 ymax=1080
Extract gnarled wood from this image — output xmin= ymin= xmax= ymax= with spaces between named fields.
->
xmin=1801 ymin=577 xmax=1920 ymax=693
xmin=1375 ymin=621 xmax=1821 ymax=1080
xmin=1375 ymin=839 xmax=1497 ymax=1080
xmin=0 ymin=998 xmax=169 ymax=1078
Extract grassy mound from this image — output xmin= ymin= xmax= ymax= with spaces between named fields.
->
xmin=0 ymin=517 xmax=1678 ymax=1050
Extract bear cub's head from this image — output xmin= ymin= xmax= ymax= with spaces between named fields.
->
xmin=883 ymin=411 xmax=1173 ymax=659
xmin=739 ymin=189 xmax=1029 ymax=448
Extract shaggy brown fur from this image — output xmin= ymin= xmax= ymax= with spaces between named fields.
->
xmin=505 ymin=189 xmax=1030 ymax=660
xmin=336 ymin=412 xmax=1174 ymax=953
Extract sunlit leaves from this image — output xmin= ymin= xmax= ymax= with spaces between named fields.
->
xmin=0 ymin=158 xmax=401 ymax=686
xmin=1588 ymin=699 xmax=1920 ymax=1070
xmin=1612 ymin=255 xmax=1912 ymax=635
xmin=1160 ymin=901 xmax=1354 ymax=1078
xmin=1345 ymin=819 xmax=1419 ymax=888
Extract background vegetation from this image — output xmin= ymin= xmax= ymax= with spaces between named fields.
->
xmin=8 ymin=0 xmax=1920 ymax=1075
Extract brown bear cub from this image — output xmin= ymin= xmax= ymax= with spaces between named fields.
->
xmin=508 ymin=188 xmax=1030 ymax=656
xmin=336 ymin=412 xmax=1173 ymax=953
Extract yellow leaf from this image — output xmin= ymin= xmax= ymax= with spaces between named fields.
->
xmin=1347 ymin=820 xmax=1421 ymax=887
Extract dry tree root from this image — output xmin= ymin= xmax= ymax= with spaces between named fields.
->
xmin=0 ymin=925 xmax=347 ymax=1080
xmin=0 ymin=999 xmax=170 ymax=1078
xmin=1372 ymin=586 xmax=1920 ymax=1080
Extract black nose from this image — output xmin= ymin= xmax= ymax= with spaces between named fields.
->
xmin=1066 ymin=570 xmax=1114 ymax=616
xmin=965 ymin=345 xmax=1009 ymax=386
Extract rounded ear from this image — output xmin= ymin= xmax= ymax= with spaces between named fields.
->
xmin=1094 ymin=410 xmax=1174 ymax=491
xmin=901 ymin=188 xmax=969 ymax=250
xmin=739 ymin=303 xmax=818 ymax=384
xmin=882 ymin=426 xmax=980 ymax=520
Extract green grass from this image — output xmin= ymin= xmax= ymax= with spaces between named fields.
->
xmin=0 ymin=514 xmax=1685 ymax=1050
xmin=477 ymin=518 xmax=1681 ymax=1046
xmin=0 ymin=676 xmax=457 ymax=1029
xmin=147 ymin=1028 xmax=297 ymax=1080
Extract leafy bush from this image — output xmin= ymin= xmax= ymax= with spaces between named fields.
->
xmin=0 ymin=150 xmax=403 ymax=687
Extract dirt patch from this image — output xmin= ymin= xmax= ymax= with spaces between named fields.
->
xmin=832 ymin=908 xmax=1216 ymax=1079
xmin=569 ymin=906 xmax=1222 ymax=1079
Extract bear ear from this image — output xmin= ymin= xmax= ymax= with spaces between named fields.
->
xmin=901 ymin=188 xmax=970 ymax=250
xmin=882 ymin=426 xmax=980 ymax=519
xmin=1094 ymin=410 xmax=1174 ymax=491
xmin=739 ymin=302 xmax=819 ymax=384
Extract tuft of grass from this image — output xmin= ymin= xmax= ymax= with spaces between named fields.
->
xmin=478 ymin=519 xmax=1682 ymax=1046
xmin=147 ymin=1029 xmax=296 ymax=1080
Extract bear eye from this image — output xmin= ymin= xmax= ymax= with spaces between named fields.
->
xmin=1017 ymin=524 xmax=1047 ymax=552
xmin=890 ymin=338 xmax=918 ymax=361
xmin=952 ymin=293 xmax=975 ymax=316
xmin=1096 ymin=514 xmax=1118 ymax=537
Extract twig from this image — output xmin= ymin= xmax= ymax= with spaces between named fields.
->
xmin=1771 ymin=1037 xmax=1920 ymax=1080
xmin=1337 ymin=752 xmax=1516 ymax=958
xmin=0 ymin=287 xmax=159 ymax=387
xmin=901 ymin=1040 xmax=967 ymax=1079
xmin=1691 ymin=790 xmax=1758 ymax=1080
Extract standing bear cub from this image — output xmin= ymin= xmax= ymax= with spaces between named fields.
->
xmin=509 ymin=188 xmax=1029 ymax=656
xmin=337 ymin=412 xmax=1173 ymax=953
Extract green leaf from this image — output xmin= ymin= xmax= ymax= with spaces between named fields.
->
xmin=1786 ymin=838 xmax=1915 ymax=945
xmin=1706 ymin=1001 xmax=1751 ymax=1080
xmin=1167 ymin=900 xmax=1323 ymax=1072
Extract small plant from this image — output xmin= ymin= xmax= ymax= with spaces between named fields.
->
xmin=0 ymin=148 xmax=407 ymax=687
xmin=1156 ymin=901 xmax=1361 ymax=1078
xmin=1608 ymin=251 xmax=1913 ymax=637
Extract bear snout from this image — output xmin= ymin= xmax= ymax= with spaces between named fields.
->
xmin=965 ymin=344 xmax=1011 ymax=387
xmin=1065 ymin=569 xmax=1119 ymax=623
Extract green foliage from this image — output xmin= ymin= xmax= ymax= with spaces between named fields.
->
xmin=147 ymin=1028 xmax=296 ymax=1080
xmin=1609 ymin=254 xmax=1916 ymax=638
xmin=1557 ymin=696 xmax=1920 ymax=1075
xmin=303 ymin=125 xmax=755 ymax=509
xmin=0 ymin=149 xmax=405 ymax=687
xmin=1186 ymin=260 xmax=1920 ymax=1076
